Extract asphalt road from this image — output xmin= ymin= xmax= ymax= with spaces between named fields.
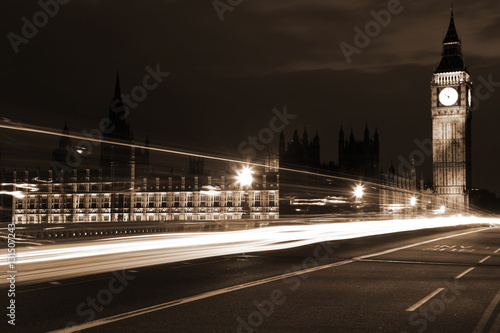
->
xmin=4 ymin=225 xmax=500 ymax=333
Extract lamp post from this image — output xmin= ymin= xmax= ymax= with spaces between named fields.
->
xmin=236 ymin=166 xmax=254 ymax=219
xmin=410 ymin=196 xmax=417 ymax=216
xmin=354 ymin=184 xmax=364 ymax=202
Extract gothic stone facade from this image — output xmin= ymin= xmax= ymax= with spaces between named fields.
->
xmin=431 ymin=9 xmax=472 ymax=211
xmin=8 ymin=170 xmax=279 ymax=224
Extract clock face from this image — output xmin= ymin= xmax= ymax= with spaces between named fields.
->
xmin=439 ymin=87 xmax=459 ymax=106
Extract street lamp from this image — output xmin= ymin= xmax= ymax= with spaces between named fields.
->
xmin=236 ymin=166 xmax=254 ymax=188
xmin=354 ymin=185 xmax=364 ymax=200
xmin=236 ymin=166 xmax=254 ymax=219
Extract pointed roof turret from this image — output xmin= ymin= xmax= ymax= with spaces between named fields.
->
xmin=108 ymin=71 xmax=127 ymax=126
xmin=443 ymin=4 xmax=460 ymax=44
xmin=114 ymin=71 xmax=121 ymax=98
xmin=435 ymin=5 xmax=467 ymax=73
xmin=302 ymin=127 xmax=309 ymax=143
xmin=58 ymin=121 xmax=71 ymax=148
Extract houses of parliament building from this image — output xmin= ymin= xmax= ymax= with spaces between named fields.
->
xmin=0 ymin=75 xmax=279 ymax=224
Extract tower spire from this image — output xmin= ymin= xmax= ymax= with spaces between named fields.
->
xmin=435 ymin=5 xmax=466 ymax=73
xmin=114 ymin=71 xmax=121 ymax=98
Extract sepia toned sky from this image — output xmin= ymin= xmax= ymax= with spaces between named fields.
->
xmin=1 ymin=0 xmax=500 ymax=192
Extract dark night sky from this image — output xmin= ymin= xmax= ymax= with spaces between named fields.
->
xmin=0 ymin=0 xmax=499 ymax=192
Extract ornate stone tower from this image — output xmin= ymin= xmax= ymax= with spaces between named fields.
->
xmin=431 ymin=7 xmax=472 ymax=211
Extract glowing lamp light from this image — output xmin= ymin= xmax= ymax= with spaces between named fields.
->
xmin=439 ymin=205 xmax=446 ymax=214
xmin=354 ymin=185 xmax=364 ymax=199
xmin=236 ymin=166 xmax=254 ymax=187
xmin=410 ymin=196 xmax=417 ymax=207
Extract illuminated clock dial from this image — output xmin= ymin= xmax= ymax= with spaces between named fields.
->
xmin=439 ymin=87 xmax=459 ymax=106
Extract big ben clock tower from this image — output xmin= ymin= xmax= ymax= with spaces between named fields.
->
xmin=431 ymin=6 xmax=472 ymax=211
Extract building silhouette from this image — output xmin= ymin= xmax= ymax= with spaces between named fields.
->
xmin=338 ymin=125 xmax=379 ymax=180
xmin=279 ymin=128 xmax=320 ymax=169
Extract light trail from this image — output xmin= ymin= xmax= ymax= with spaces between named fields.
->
xmin=1 ymin=216 xmax=498 ymax=287
xmin=0 ymin=120 xmax=457 ymax=208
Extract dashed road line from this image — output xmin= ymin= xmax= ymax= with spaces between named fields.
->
xmin=454 ymin=267 xmax=475 ymax=280
xmin=479 ymin=256 xmax=492 ymax=264
xmin=406 ymin=288 xmax=445 ymax=312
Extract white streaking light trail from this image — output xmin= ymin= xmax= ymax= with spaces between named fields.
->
xmin=1 ymin=216 xmax=498 ymax=287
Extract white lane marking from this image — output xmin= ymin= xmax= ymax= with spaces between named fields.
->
xmin=473 ymin=289 xmax=500 ymax=333
xmin=479 ymin=256 xmax=492 ymax=264
xmin=406 ymin=288 xmax=445 ymax=312
xmin=454 ymin=267 xmax=475 ymax=280
xmin=494 ymin=248 xmax=500 ymax=254
xmin=49 ymin=281 xmax=61 ymax=285
xmin=48 ymin=227 xmax=490 ymax=333
xmin=128 ymin=270 xmax=138 ymax=273
xmin=358 ymin=258 xmax=467 ymax=266
xmin=49 ymin=259 xmax=354 ymax=333
xmin=353 ymin=228 xmax=490 ymax=261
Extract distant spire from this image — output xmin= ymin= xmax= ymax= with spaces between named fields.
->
xmin=114 ymin=71 xmax=121 ymax=98
xmin=302 ymin=127 xmax=309 ymax=143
